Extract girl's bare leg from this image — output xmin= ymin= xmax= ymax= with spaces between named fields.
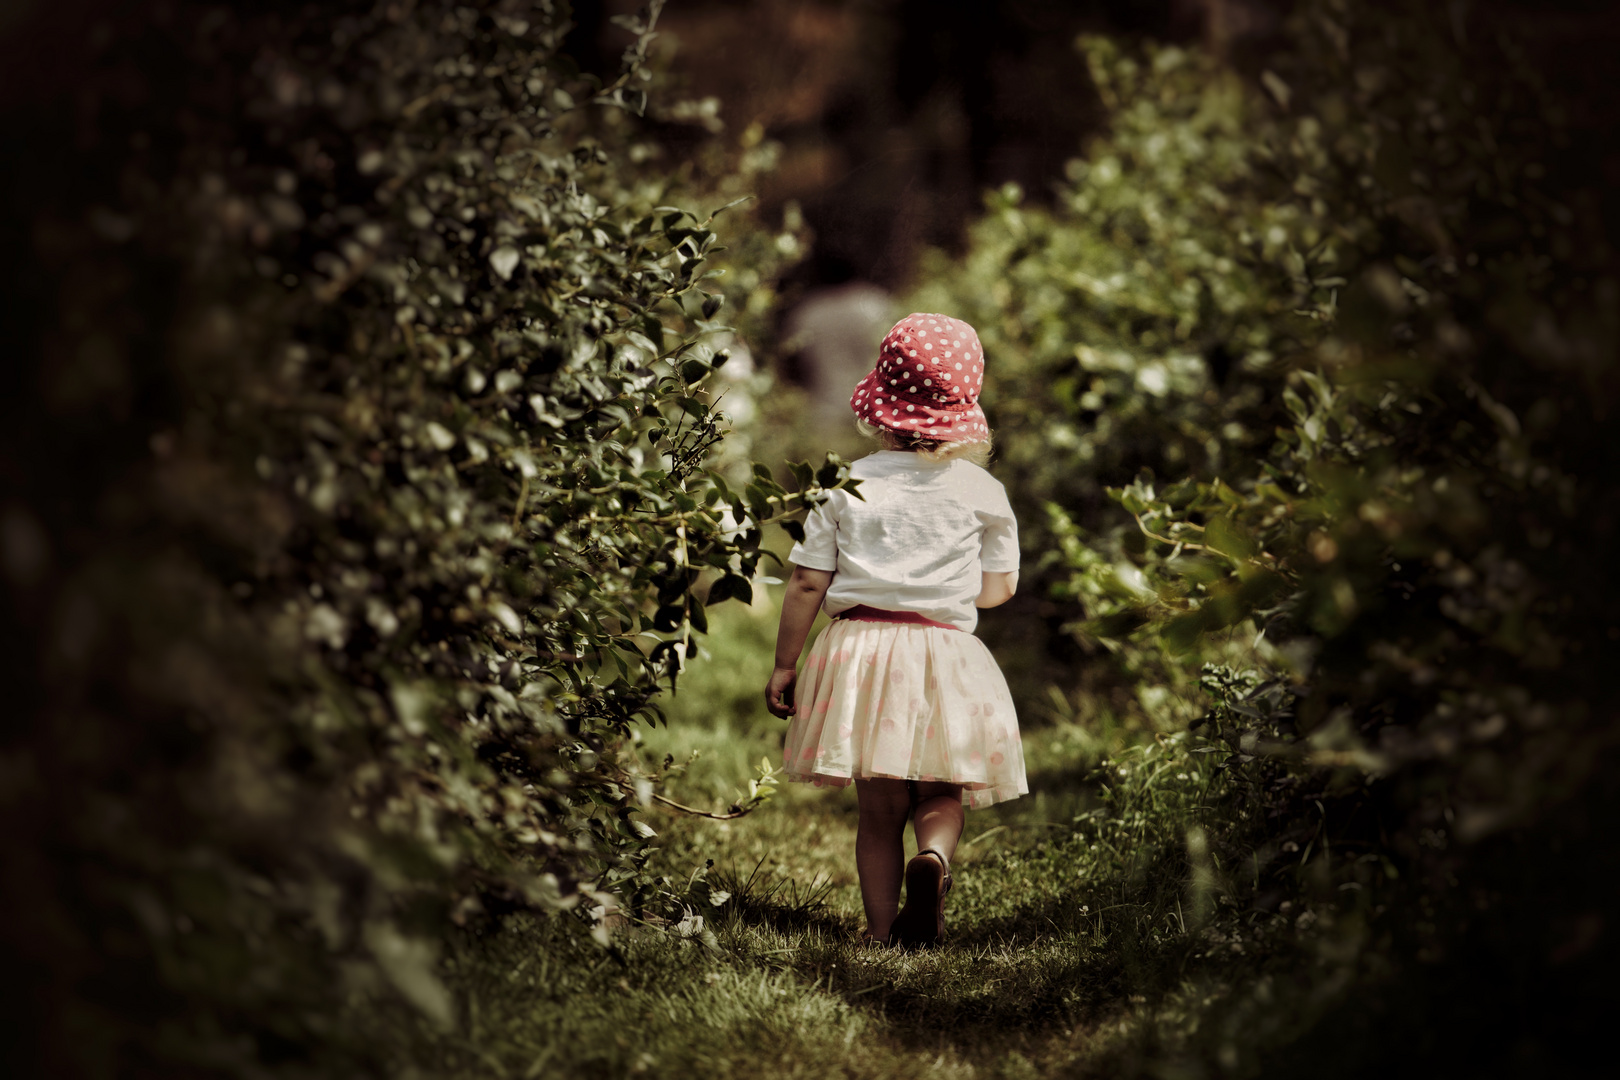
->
xmin=911 ymin=780 xmax=965 ymax=864
xmin=854 ymin=778 xmax=912 ymax=940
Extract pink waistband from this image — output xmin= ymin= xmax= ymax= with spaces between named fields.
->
xmin=833 ymin=605 xmax=958 ymax=631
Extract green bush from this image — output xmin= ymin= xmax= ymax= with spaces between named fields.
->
xmin=1 ymin=1 xmax=846 ymax=1072
xmin=913 ymin=0 xmax=1617 ymax=1068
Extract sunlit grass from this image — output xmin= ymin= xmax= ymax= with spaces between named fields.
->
xmin=378 ymin=595 xmax=1322 ymax=1079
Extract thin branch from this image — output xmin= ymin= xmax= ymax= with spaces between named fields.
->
xmin=1132 ymin=511 xmax=1286 ymax=568
xmin=511 ymin=474 xmax=530 ymax=530
xmin=961 ymin=822 xmax=1071 ymax=847
xmin=651 ymin=791 xmax=761 ymax=820
xmin=1133 ymin=511 xmax=1209 ymax=553
xmin=313 ymin=249 xmax=377 ymax=304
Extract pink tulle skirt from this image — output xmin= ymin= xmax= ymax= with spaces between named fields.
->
xmin=781 ymin=618 xmax=1027 ymax=809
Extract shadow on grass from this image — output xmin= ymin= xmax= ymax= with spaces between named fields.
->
xmin=1024 ymin=760 xmax=1104 ymax=798
xmin=854 ymin=895 xmax=1193 ymax=1047
xmin=712 ymin=857 xmax=851 ymax=938
xmin=696 ymin=753 xmax=1212 ymax=1057
xmin=786 ymin=816 xmax=1201 ymax=1053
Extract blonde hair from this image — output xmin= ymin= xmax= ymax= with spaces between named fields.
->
xmin=856 ymin=418 xmax=993 ymax=468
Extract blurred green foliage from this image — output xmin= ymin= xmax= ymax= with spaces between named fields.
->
xmin=1 ymin=0 xmax=847 ymax=1072
xmin=913 ymin=0 xmax=1618 ymax=1067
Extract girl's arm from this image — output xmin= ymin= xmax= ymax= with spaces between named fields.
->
xmin=765 ymin=565 xmax=834 ymax=718
xmin=976 ymin=570 xmax=1018 ymax=608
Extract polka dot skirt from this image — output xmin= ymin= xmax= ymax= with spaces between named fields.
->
xmin=782 ymin=619 xmax=1028 ymax=809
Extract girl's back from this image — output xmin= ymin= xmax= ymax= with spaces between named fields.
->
xmin=793 ymin=451 xmax=1019 ymax=634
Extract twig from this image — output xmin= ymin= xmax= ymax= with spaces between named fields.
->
xmin=313 ymin=249 xmax=377 ymax=304
xmin=1132 ymin=511 xmax=1208 ymax=553
xmin=1132 ymin=511 xmax=1285 ymax=567
xmin=511 ymin=474 xmax=530 ymax=529
xmin=962 ymin=822 xmax=1070 ymax=847
xmin=401 ymin=83 xmax=453 ymax=120
xmin=651 ymin=791 xmax=760 ymax=820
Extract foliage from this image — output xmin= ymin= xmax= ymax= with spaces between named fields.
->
xmin=1 ymin=0 xmax=850 ymax=1073
xmin=912 ymin=0 xmax=1617 ymax=1066
xmin=909 ymin=34 xmax=1312 ymax=724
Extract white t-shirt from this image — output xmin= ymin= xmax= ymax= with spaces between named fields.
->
xmin=787 ymin=451 xmax=1020 ymax=633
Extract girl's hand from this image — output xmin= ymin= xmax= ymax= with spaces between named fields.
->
xmin=767 ymin=565 xmax=831 ymax=718
xmin=765 ymin=665 xmax=798 ymax=718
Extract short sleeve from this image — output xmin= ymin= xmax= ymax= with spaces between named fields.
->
xmin=788 ymin=491 xmax=841 ymax=571
xmin=978 ymin=485 xmax=1020 ymax=573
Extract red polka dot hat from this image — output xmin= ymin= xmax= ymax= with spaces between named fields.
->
xmin=850 ymin=313 xmax=989 ymax=444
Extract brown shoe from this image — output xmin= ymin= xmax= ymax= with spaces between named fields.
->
xmin=889 ymin=849 xmax=952 ymax=948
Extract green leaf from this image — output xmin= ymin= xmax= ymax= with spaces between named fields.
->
xmin=707 ymin=574 xmax=754 ymax=606
xmin=1203 ymin=515 xmax=1256 ymax=560
xmin=1161 ymin=608 xmax=1217 ymax=654
xmin=1117 ymin=487 xmax=1149 ymax=515
xmin=704 ymin=194 xmax=756 ymax=222
xmin=744 ymin=484 xmax=769 ymax=522
xmin=1083 ymin=608 xmax=1151 ymax=639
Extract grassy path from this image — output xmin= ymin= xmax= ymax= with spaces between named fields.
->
xmin=401 ymin=603 xmax=1245 ymax=1079
xmin=427 ymin=748 xmax=1135 ymax=1079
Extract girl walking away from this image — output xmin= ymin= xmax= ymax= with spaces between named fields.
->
xmin=764 ymin=313 xmax=1027 ymax=948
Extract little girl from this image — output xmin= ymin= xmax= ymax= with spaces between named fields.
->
xmin=764 ymin=312 xmax=1026 ymax=948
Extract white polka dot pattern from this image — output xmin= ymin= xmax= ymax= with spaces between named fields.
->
xmin=848 ymin=313 xmax=990 ymax=443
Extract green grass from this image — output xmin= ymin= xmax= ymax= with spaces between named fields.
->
xmin=371 ymin=598 xmax=1328 ymax=1079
